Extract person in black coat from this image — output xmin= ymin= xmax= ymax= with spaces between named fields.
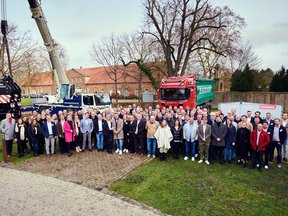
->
xmin=269 ymin=118 xmax=287 ymax=167
xmin=15 ymin=118 xmax=29 ymax=158
xmin=132 ymin=114 xmax=147 ymax=154
xmin=122 ymin=115 xmax=130 ymax=153
xmin=171 ymin=119 xmax=183 ymax=159
xmin=262 ymin=121 xmax=273 ymax=169
xmin=28 ymin=118 xmax=42 ymax=157
xmin=224 ymin=118 xmax=236 ymax=163
xmin=235 ymin=122 xmax=250 ymax=167
xmin=104 ymin=114 xmax=113 ymax=154
xmin=129 ymin=115 xmax=135 ymax=154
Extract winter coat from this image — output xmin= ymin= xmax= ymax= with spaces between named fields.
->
xmin=112 ymin=118 xmax=124 ymax=140
xmin=171 ymin=126 xmax=183 ymax=142
xmin=63 ymin=120 xmax=76 ymax=143
xmin=211 ymin=123 xmax=227 ymax=147
xmin=15 ymin=123 xmax=28 ymax=141
xmin=235 ymin=127 xmax=250 ymax=157
xmin=155 ymin=126 xmax=173 ymax=150
xmin=197 ymin=124 xmax=211 ymax=144
xmin=28 ymin=123 xmax=42 ymax=142
xmin=225 ymin=126 xmax=236 ymax=147
xmin=250 ymin=130 xmax=270 ymax=152
xmin=1 ymin=118 xmax=16 ymax=140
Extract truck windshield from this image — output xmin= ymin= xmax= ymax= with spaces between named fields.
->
xmin=94 ymin=93 xmax=111 ymax=105
xmin=160 ymin=88 xmax=189 ymax=101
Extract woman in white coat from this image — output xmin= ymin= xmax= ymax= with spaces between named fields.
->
xmin=155 ymin=120 xmax=173 ymax=161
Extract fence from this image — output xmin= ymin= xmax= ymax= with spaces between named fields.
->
xmin=212 ymin=92 xmax=288 ymax=112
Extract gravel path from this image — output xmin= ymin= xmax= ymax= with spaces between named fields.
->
xmin=0 ymin=167 xmax=160 ymax=216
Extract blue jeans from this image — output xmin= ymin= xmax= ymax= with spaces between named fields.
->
xmin=185 ymin=140 xmax=196 ymax=157
xmin=96 ymin=131 xmax=104 ymax=150
xmin=284 ymin=138 xmax=288 ymax=158
xmin=33 ymin=140 xmax=39 ymax=156
xmin=147 ymin=138 xmax=157 ymax=155
xmin=224 ymin=142 xmax=233 ymax=161
xmin=115 ymin=139 xmax=123 ymax=151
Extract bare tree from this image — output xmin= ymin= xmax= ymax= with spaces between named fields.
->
xmin=144 ymin=0 xmax=238 ymax=76
xmin=120 ymin=33 xmax=166 ymax=98
xmin=91 ymin=33 xmax=124 ymax=102
xmin=194 ymin=6 xmax=246 ymax=78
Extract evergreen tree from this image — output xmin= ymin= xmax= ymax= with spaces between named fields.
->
xmin=269 ymin=66 xmax=288 ymax=92
xmin=231 ymin=64 xmax=255 ymax=92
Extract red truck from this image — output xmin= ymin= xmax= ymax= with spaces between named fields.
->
xmin=158 ymin=76 xmax=214 ymax=110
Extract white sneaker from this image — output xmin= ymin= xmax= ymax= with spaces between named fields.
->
xmin=76 ymin=147 xmax=79 ymax=153
xmin=119 ymin=150 xmax=122 ymax=155
xmin=198 ymin=159 xmax=203 ymax=164
xmin=205 ymin=160 xmax=210 ymax=165
xmin=126 ymin=149 xmax=129 ymax=153
xmin=264 ymin=165 xmax=268 ymax=170
xmin=115 ymin=149 xmax=119 ymax=153
xmin=184 ymin=156 xmax=189 ymax=161
xmin=152 ymin=155 xmax=155 ymax=159
xmin=278 ymin=164 xmax=281 ymax=168
xmin=191 ymin=157 xmax=195 ymax=161
xmin=147 ymin=154 xmax=151 ymax=158
xmin=195 ymin=154 xmax=198 ymax=158
xmin=256 ymin=164 xmax=259 ymax=168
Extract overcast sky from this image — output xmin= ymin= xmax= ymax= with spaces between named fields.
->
xmin=7 ymin=0 xmax=288 ymax=72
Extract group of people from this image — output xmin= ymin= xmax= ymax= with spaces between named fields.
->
xmin=1 ymin=104 xmax=287 ymax=172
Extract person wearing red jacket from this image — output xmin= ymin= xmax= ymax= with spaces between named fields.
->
xmin=250 ymin=123 xmax=270 ymax=172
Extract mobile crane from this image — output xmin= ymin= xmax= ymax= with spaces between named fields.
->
xmin=26 ymin=0 xmax=111 ymax=114
xmin=0 ymin=0 xmax=21 ymax=120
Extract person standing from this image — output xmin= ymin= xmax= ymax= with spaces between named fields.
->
xmin=28 ymin=118 xmax=41 ymax=157
xmin=112 ymin=113 xmax=124 ymax=155
xmin=155 ymin=120 xmax=173 ymax=161
xmin=146 ymin=116 xmax=160 ymax=158
xmin=281 ymin=112 xmax=288 ymax=162
xmin=235 ymin=122 xmax=250 ymax=167
xmin=262 ymin=121 xmax=273 ymax=169
xmin=250 ymin=123 xmax=270 ymax=172
xmin=56 ymin=114 xmax=66 ymax=154
xmin=171 ymin=119 xmax=183 ymax=160
xmin=211 ymin=116 xmax=227 ymax=164
xmin=224 ymin=118 xmax=236 ymax=164
xmin=74 ymin=114 xmax=82 ymax=153
xmin=104 ymin=114 xmax=114 ymax=154
xmin=197 ymin=117 xmax=211 ymax=164
xmin=14 ymin=118 xmax=29 ymax=158
xmin=80 ymin=112 xmax=94 ymax=152
xmin=63 ymin=114 xmax=76 ymax=157
xmin=122 ymin=115 xmax=130 ymax=153
xmin=1 ymin=113 xmax=16 ymax=158
xmin=183 ymin=116 xmax=198 ymax=161
xmin=41 ymin=114 xmax=57 ymax=156
xmin=269 ymin=118 xmax=287 ymax=168
xmin=95 ymin=114 xmax=106 ymax=152
xmin=133 ymin=114 xmax=146 ymax=155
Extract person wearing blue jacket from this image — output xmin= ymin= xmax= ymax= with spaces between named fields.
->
xmin=41 ymin=114 xmax=57 ymax=155
xmin=224 ymin=118 xmax=236 ymax=163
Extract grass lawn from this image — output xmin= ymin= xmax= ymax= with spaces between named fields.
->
xmin=21 ymin=97 xmax=32 ymax=106
xmin=110 ymin=157 xmax=288 ymax=216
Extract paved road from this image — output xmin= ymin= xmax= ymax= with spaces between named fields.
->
xmin=0 ymin=167 xmax=160 ymax=216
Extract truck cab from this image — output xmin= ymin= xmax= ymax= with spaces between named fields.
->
xmin=81 ymin=93 xmax=112 ymax=112
xmin=158 ymin=76 xmax=214 ymax=110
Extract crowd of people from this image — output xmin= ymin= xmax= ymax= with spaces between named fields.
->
xmin=1 ymin=104 xmax=287 ymax=172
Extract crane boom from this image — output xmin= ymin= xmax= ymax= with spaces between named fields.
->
xmin=28 ymin=0 xmax=72 ymax=100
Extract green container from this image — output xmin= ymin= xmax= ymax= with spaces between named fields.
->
xmin=196 ymin=78 xmax=214 ymax=105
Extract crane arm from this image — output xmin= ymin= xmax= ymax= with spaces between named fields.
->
xmin=28 ymin=0 xmax=69 ymax=85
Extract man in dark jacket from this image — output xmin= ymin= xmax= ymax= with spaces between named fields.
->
xmin=41 ymin=114 xmax=57 ymax=155
xmin=211 ymin=116 xmax=227 ymax=164
xmin=94 ymin=114 xmax=108 ymax=151
xmin=269 ymin=118 xmax=287 ymax=168
xmin=132 ymin=113 xmax=147 ymax=154
xmin=262 ymin=121 xmax=273 ymax=169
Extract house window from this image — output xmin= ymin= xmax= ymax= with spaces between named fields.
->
xmin=135 ymin=89 xmax=139 ymax=96
xmin=124 ymin=89 xmax=129 ymax=97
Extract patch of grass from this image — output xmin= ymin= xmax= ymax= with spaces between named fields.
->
xmin=0 ymin=134 xmax=35 ymax=163
xmin=21 ymin=97 xmax=32 ymax=106
xmin=110 ymin=157 xmax=288 ymax=216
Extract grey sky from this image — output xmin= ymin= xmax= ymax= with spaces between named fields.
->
xmin=7 ymin=0 xmax=288 ymax=71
